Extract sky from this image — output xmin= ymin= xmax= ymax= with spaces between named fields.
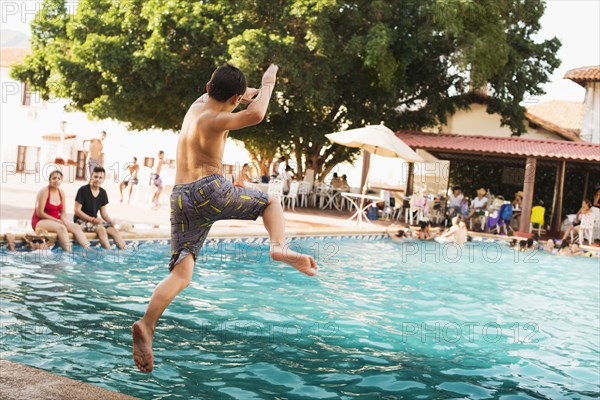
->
xmin=1 ymin=0 xmax=598 ymax=103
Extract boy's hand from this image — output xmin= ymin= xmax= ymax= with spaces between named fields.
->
xmin=261 ymin=64 xmax=278 ymax=86
xmin=240 ymin=87 xmax=259 ymax=104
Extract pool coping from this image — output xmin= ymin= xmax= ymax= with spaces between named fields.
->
xmin=0 ymin=359 xmax=140 ymax=400
xmin=2 ymin=227 xmax=600 ymax=254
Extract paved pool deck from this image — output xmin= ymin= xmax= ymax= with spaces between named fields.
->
xmin=0 ymin=359 xmax=139 ymax=400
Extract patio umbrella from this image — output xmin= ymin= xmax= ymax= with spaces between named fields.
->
xmin=325 ymin=124 xmax=423 ymax=195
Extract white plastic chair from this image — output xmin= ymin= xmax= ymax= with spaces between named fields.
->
xmin=316 ymin=184 xmax=334 ymax=209
xmin=404 ymin=196 xmax=420 ymax=225
xmin=298 ymin=182 xmax=312 ymax=208
xmin=592 ymin=207 xmax=600 ymax=241
xmin=268 ymin=179 xmax=284 ymax=205
xmin=381 ymin=191 xmax=394 ymax=220
xmin=469 ymin=212 xmax=487 ymax=231
xmin=282 ymin=181 xmax=300 ymax=211
xmin=572 ymin=213 xmax=596 ymax=245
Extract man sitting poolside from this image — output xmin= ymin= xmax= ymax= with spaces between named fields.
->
xmin=74 ymin=167 xmax=127 ymax=250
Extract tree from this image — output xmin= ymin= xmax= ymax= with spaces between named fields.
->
xmin=12 ymin=0 xmax=560 ymax=177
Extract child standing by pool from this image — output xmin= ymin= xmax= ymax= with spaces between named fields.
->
xmin=132 ymin=63 xmax=318 ymax=373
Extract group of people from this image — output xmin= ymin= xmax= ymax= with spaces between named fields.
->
xmin=445 ymin=186 xmax=525 ymax=231
xmin=25 ymin=167 xmax=126 ymax=252
xmin=117 ymin=151 xmax=168 ymax=208
xmin=392 ymin=215 xmax=469 ymax=246
xmin=87 ymin=130 xmax=168 ymax=208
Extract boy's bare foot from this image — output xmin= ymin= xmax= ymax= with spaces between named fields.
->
xmin=270 ymin=247 xmax=318 ymax=276
xmin=132 ymin=320 xmax=154 ymax=372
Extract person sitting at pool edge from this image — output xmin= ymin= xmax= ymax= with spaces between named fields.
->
xmin=74 ymin=167 xmax=127 ymax=250
xmin=5 ymin=229 xmax=54 ymax=252
xmin=439 ymin=216 xmax=468 ymax=245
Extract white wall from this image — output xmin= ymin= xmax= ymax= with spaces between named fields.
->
xmin=581 ymin=82 xmax=600 ymax=144
xmin=438 ymin=103 xmax=562 ymax=140
xmin=1 ymin=66 xmax=255 ymax=185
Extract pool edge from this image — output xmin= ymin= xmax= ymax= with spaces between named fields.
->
xmin=0 ymin=359 xmax=140 ymax=400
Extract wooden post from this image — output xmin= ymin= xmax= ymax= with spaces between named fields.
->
xmin=405 ymin=162 xmax=415 ymax=196
xmin=518 ymin=157 xmax=537 ymax=235
xmin=582 ymin=170 xmax=589 ymax=200
xmin=550 ymin=160 xmax=566 ymax=233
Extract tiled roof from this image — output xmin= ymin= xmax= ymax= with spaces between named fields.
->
xmin=525 ymin=100 xmax=583 ymax=141
xmin=564 ymin=66 xmax=600 ymax=86
xmin=0 ymin=47 xmax=31 ymax=68
xmin=395 ymin=130 xmax=600 ymax=162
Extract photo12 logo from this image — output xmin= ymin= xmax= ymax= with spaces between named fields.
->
xmin=400 ymin=321 xmax=539 ymax=344
xmin=1 ymin=1 xmax=79 ymax=25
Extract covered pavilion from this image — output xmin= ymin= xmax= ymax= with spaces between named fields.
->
xmin=395 ymin=130 xmax=600 ymax=235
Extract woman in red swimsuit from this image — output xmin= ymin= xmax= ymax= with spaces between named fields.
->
xmin=32 ymin=170 xmax=89 ymax=252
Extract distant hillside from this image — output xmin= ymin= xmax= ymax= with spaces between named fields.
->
xmin=1 ymin=30 xmax=30 ymax=48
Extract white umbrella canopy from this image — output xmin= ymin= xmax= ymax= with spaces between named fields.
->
xmin=326 ymin=124 xmax=423 ymax=197
xmin=325 ymin=124 xmax=423 ymax=162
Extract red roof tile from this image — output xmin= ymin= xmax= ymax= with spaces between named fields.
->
xmin=395 ymin=130 xmax=600 ymax=162
xmin=0 ymin=47 xmax=31 ymax=68
xmin=564 ymin=66 xmax=600 ymax=87
xmin=525 ymin=100 xmax=583 ymax=141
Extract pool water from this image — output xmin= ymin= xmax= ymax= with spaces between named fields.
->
xmin=1 ymin=239 xmax=598 ymax=399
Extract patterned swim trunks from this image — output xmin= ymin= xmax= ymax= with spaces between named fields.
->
xmin=169 ymin=174 xmax=269 ymax=270
xmin=151 ymin=173 xmax=163 ymax=189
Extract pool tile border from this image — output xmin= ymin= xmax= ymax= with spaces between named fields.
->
xmin=125 ymin=234 xmax=389 ymax=247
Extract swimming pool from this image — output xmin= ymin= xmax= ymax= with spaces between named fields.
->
xmin=1 ymin=238 xmax=598 ymax=399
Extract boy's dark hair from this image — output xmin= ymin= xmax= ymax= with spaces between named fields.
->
xmin=452 ymin=186 xmax=461 ymax=191
xmin=92 ymin=166 xmax=106 ymax=175
xmin=208 ymin=63 xmax=247 ymax=102
xmin=559 ymin=239 xmax=570 ymax=250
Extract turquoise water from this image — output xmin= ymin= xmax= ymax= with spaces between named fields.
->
xmin=1 ymin=239 xmax=598 ymax=399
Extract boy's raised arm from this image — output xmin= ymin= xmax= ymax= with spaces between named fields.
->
xmin=246 ymin=64 xmax=278 ymax=118
xmin=211 ymin=64 xmax=279 ymax=131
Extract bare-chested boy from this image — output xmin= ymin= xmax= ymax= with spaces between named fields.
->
xmin=132 ymin=63 xmax=318 ymax=372
xmin=88 ymin=130 xmax=106 ymax=179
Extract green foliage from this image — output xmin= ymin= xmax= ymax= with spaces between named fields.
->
xmin=12 ymin=0 xmax=560 ymax=175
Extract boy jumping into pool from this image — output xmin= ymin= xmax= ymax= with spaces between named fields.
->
xmin=132 ymin=63 xmax=318 ymax=372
